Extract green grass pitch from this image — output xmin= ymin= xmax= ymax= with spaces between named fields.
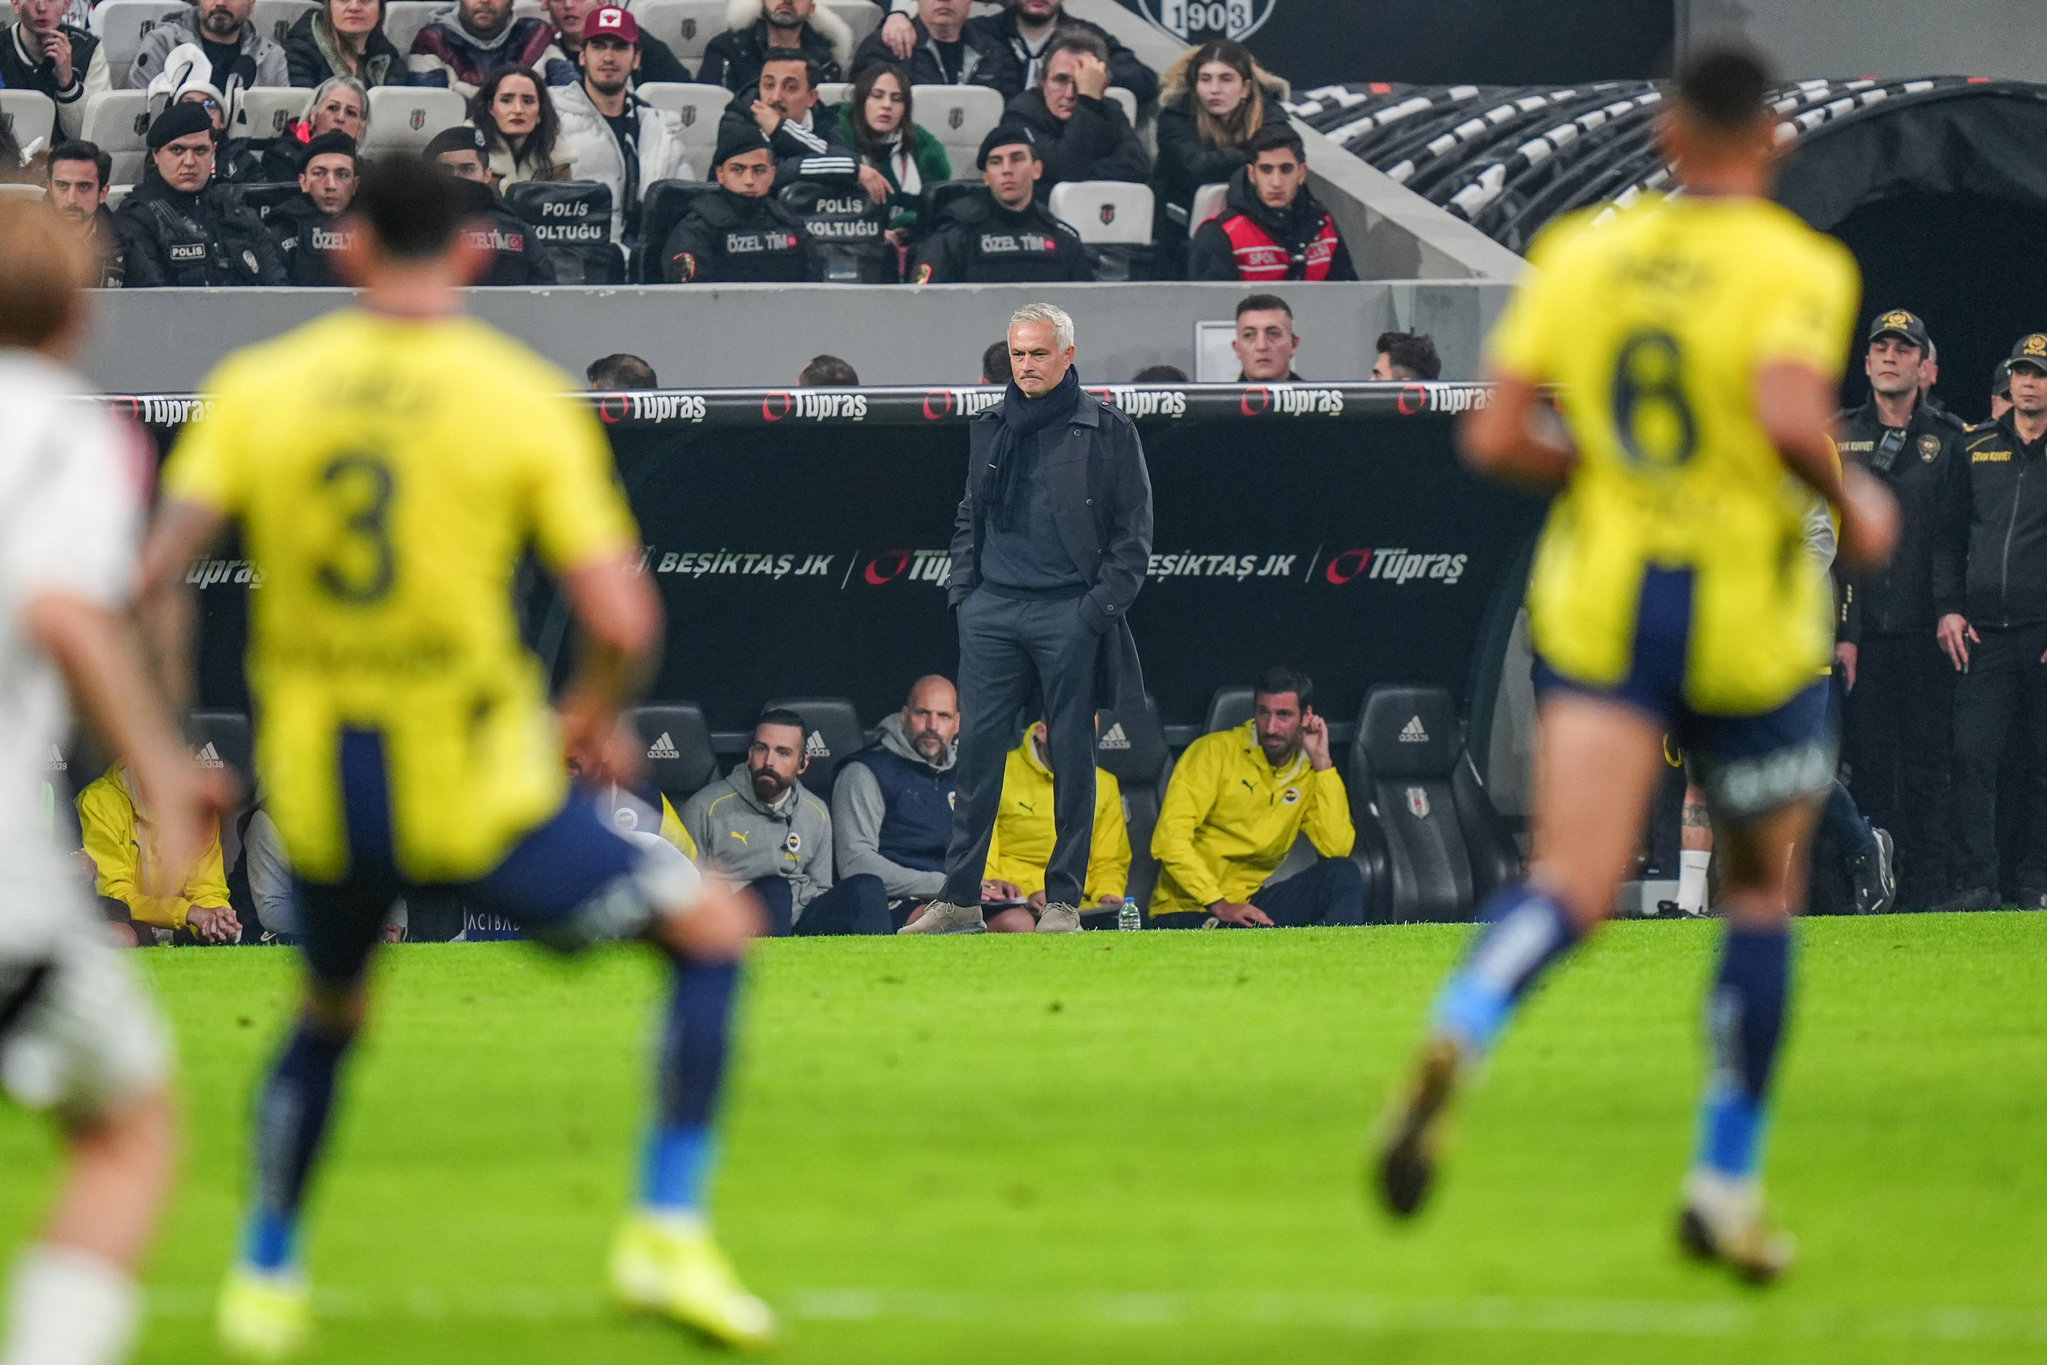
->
xmin=5 ymin=916 xmax=2047 ymax=1363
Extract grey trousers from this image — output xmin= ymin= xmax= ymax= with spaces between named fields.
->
xmin=941 ymin=588 xmax=1102 ymax=907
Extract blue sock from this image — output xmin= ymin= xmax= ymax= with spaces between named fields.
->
xmin=1694 ymin=925 xmax=1791 ymax=1179
xmin=1431 ymin=885 xmax=1580 ymax=1057
xmin=640 ymin=960 xmax=738 ymax=1212
xmin=242 ymin=1023 xmax=352 ymax=1272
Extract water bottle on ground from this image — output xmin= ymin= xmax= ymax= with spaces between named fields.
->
xmin=1118 ymin=895 xmax=1142 ymax=932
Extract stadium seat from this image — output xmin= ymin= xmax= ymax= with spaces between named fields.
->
xmin=911 ymin=84 xmax=1001 ymax=176
xmin=106 ymin=184 xmax=133 ymax=211
xmin=1188 ymin=180 xmax=1229 ymax=234
xmin=1094 ymin=694 xmax=1171 ymax=917
xmin=188 ymin=711 xmax=254 ymax=791
xmin=919 ymin=177 xmax=981 ymax=229
xmin=0 ymin=90 xmax=56 ymax=157
xmin=631 ymin=1 xmax=724 ymax=68
xmin=629 ymin=702 xmax=717 ymax=807
xmin=761 ymin=696 xmax=865 ymax=800
xmin=251 ymin=0 xmax=316 ymax=45
xmin=511 ymin=0 xmax=542 ymax=17
xmin=92 ymin=0 xmax=189 ymax=83
xmin=816 ymin=81 xmax=850 ymax=109
xmin=504 ymin=179 xmax=626 ymax=283
xmin=1347 ymin=685 xmax=1520 ymax=924
xmin=1106 ymin=86 xmax=1137 ymax=126
xmin=381 ymin=0 xmax=440 ymax=59
xmin=1204 ymin=685 xmax=1254 ymax=734
xmin=635 ymin=81 xmax=729 ymax=171
xmin=633 ymin=175 xmax=718 ymax=281
xmin=820 ymin=0 xmax=878 ymax=46
xmin=227 ymin=180 xmax=304 ymax=224
xmin=1047 ymin=180 xmax=1153 ymax=280
xmin=0 ymin=182 xmax=43 ymax=201
xmin=778 ymin=179 xmax=892 ymax=282
xmin=362 ymin=85 xmax=466 ymax=156
xmin=230 ymin=86 xmax=312 ymax=142
xmin=80 ymin=90 xmax=153 ymax=187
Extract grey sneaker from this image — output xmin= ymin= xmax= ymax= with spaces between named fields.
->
xmin=1035 ymin=902 xmax=1082 ymax=934
xmin=896 ymin=900 xmax=986 ymax=935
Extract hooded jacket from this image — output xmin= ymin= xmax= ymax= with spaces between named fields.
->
xmin=907 ymin=186 xmax=1091 ymax=284
xmin=407 ymin=8 xmax=571 ymax=96
xmin=282 ymin=8 xmax=411 ymax=89
xmin=1 ymin=20 xmax=101 ymax=137
xmin=78 ymin=764 xmax=231 ymax=932
xmin=679 ymin=765 xmax=834 ymax=917
xmin=849 ymin=15 xmax=1021 ymax=100
xmin=554 ymin=80 xmax=697 ymax=240
xmin=1151 ymin=48 xmax=1287 ymax=253
xmin=1002 ymin=86 xmax=1148 ymax=191
xmin=1187 ymin=163 xmax=1357 ymax=283
xmin=698 ymin=0 xmax=853 ymax=94
xmin=832 ymin=713 xmax=957 ymax=901
xmin=124 ymin=16 xmax=288 ymax=92
xmin=114 ymin=173 xmax=289 ymax=287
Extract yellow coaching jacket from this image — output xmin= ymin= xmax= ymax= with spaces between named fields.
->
xmin=1149 ymin=721 xmax=1355 ymax=917
xmin=77 ymin=764 xmax=231 ymax=931
xmin=985 ymin=738 xmax=1131 ymax=904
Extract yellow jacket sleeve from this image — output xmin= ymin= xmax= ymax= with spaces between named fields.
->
xmin=1084 ymin=776 xmax=1131 ymax=904
xmin=1301 ymin=766 xmax=1356 ymax=859
xmin=660 ymin=796 xmax=698 ymax=860
xmin=184 ymin=835 xmax=230 ymax=910
xmin=78 ymin=775 xmax=208 ymax=930
xmin=1152 ymin=738 xmax=1225 ymax=907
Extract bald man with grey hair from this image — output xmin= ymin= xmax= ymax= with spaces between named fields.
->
xmin=901 ymin=303 xmax=1155 ymax=935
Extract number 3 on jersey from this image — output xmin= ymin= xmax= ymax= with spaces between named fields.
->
xmin=315 ymin=452 xmax=396 ymax=604
xmin=1611 ymin=329 xmax=1698 ymax=470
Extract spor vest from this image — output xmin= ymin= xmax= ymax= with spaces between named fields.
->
xmin=1217 ymin=207 xmax=1342 ymax=282
xmin=841 ymin=746 xmax=955 ymax=874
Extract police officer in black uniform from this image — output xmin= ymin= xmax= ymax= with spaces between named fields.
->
xmin=909 ymin=122 xmax=1092 ymax=284
xmin=425 ymin=125 xmax=558 ymax=285
xmin=114 ymin=102 xmax=287 ymax=288
xmin=662 ymin=121 xmax=816 ymax=284
xmin=1934 ymin=332 xmax=2047 ymax=910
xmin=267 ymin=132 xmax=361 ymax=287
xmin=1836 ymin=309 xmax=1969 ymax=906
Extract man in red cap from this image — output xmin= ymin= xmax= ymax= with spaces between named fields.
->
xmin=554 ymin=3 xmax=698 ymax=243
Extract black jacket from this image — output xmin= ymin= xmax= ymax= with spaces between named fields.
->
xmin=1836 ymin=395 xmax=1969 ymax=634
xmin=1002 ymin=88 xmax=1148 ymax=191
xmin=281 ymin=9 xmax=410 ymax=88
xmin=849 ymin=18 xmax=1021 ymax=100
xmin=719 ymin=100 xmax=860 ymax=189
xmin=1187 ymin=166 xmax=1357 ymax=282
xmin=448 ymin=179 xmax=557 ymax=285
xmin=0 ymin=21 xmax=97 ymax=126
xmin=948 ymin=390 xmax=1153 ymax=707
xmin=975 ymin=10 xmax=1156 ymax=107
xmin=1934 ymin=414 xmax=2047 ymax=629
xmin=661 ymin=188 xmax=814 ymax=283
xmin=1151 ymin=97 xmax=1268 ymax=248
xmin=78 ymin=206 xmax=126 ymax=287
xmin=113 ymin=176 xmax=289 ymax=287
xmin=908 ymin=190 xmax=1092 ymax=284
xmin=699 ymin=20 xmax=843 ymax=93
xmin=267 ymin=193 xmax=358 ymax=286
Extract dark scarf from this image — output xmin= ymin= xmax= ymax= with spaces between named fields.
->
xmin=983 ymin=365 xmax=1081 ymax=531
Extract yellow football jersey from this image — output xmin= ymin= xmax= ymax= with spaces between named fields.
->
xmin=1486 ymin=195 xmax=1860 ymax=715
xmin=163 ymin=310 xmax=638 ymax=882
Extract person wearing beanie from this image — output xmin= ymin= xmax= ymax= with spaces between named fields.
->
xmin=266 ymin=131 xmax=360 ymax=286
xmin=660 ymin=119 xmax=815 ymax=283
xmin=909 ymin=122 xmax=1091 ymax=284
xmin=424 ymin=124 xmax=561 ymax=285
xmin=113 ymin=102 xmax=287 ymax=287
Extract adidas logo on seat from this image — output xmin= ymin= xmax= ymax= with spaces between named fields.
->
xmin=44 ymin=744 xmax=66 ymax=772
xmin=804 ymin=731 xmax=831 ymax=759
xmin=194 ymin=742 xmax=225 ymax=768
xmin=1398 ymin=716 xmax=1429 ymax=744
xmin=1099 ymin=723 xmax=1130 ymax=751
xmin=646 ymin=732 xmax=679 ymax=760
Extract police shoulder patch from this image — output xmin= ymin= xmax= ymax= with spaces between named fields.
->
xmin=1918 ymin=433 xmax=1942 ymax=462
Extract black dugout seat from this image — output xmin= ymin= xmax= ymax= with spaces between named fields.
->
xmin=761 ymin=696 xmax=865 ymax=800
xmin=1349 ymin=685 xmax=1520 ymax=923
xmin=778 ymin=180 xmax=893 ymax=282
xmin=634 ymin=178 xmax=719 ymax=281
xmin=1204 ymin=685 xmax=1254 ymax=734
xmin=1094 ymin=694 xmax=1171 ymax=917
xmin=504 ymin=179 xmax=626 ymax=283
xmin=628 ymin=702 xmax=717 ymax=807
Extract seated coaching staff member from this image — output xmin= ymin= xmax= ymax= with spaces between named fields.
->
xmin=1149 ymin=666 xmax=1363 ymax=928
xmin=901 ymin=303 xmax=1152 ymax=935
xmin=833 ymin=675 xmax=960 ymax=928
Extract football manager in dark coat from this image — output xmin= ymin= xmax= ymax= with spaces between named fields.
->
xmin=901 ymin=302 xmax=1152 ymax=935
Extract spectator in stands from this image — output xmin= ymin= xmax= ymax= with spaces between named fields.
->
xmin=949 ymin=0 xmax=1155 ymax=107
xmin=229 ymin=74 xmax=367 ymax=182
xmin=799 ymin=354 xmax=857 ymax=384
xmin=4 ymin=0 xmax=102 ymax=138
xmin=115 ymin=102 xmax=287 ymax=286
xmin=1003 ymin=29 xmax=1147 ymax=193
xmin=842 ymin=62 xmax=947 ymax=242
xmin=544 ymin=0 xmax=690 ymax=85
xmin=429 ymin=124 xmax=561 ymax=282
xmin=699 ymin=0 xmax=853 ymax=95
xmin=909 ymin=123 xmax=1091 ymax=283
xmin=78 ymin=760 xmax=241 ymax=945
xmin=1152 ymin=39 xmax=1282 ymax=280
xmin=834 ymin=675 xmax=961 ymax=930
xmin=125 ymin=0 xmax=289 ymax=96
xmin=472 ymin=64 xmax=576 ymax=186
xmin=975 ymin=718 xmax=1128 ymax=931
xmin=680 ymin=710 xmax=889 ymax=935
xmin=1149 ymin=666 xmax=1362 ymax=928
xmin=980 ymin=339 xmax=1010 ymax=384
xmin=854 ymin=0 xmax=1020 ymax=100
xmin=1992 ymin=359 xmax=2014 ymax=423
xmin=1189 ymin=123 xmax=1354 ymax=283
xmin=44 ymin=140 xmax=123 ymax=285
xmin=268 ymin=131 xmax=358 ymax=284
xmin=1372 ymin=330 xmax=1441 ymax=381
xmin=409 ymin=0 xmax=570 ymax=96
xmin=0 ymin=119 xmax=28 ymax=184
xmin=284 ymin=0 xmax=409 ymax=88
xmin=661 ymin=121 xmax=813 ymax=282
xmin=1232 ymin=293 xmax=1299 ymax=381
xmin=587 ymin=351 xmax=657 ymax=387
xmin=729 ymin=53 xmax=866 ymax=194
xmin=554 ymin=6 xmax=695 ymax=242
xmin=1132 ymin=363 xmax=1186 ymax=383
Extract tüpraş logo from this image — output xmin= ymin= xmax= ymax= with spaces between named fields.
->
xmin=1139 ymin=0 xmax=1276 ymax=42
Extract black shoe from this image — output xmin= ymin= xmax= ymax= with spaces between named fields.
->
xmin=1373 ymin=1035 xmax=1463 ymax=1219
xmin=1653 ymin=899 xmax=1704 ymax=920
xmin=1936 ymin=885 xmax=2000 ymax=913
xmin=2015 ymin=888 xmax=2047 ymax=912
xmin=1850 ymin=829 xmax=1898 ymax=915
